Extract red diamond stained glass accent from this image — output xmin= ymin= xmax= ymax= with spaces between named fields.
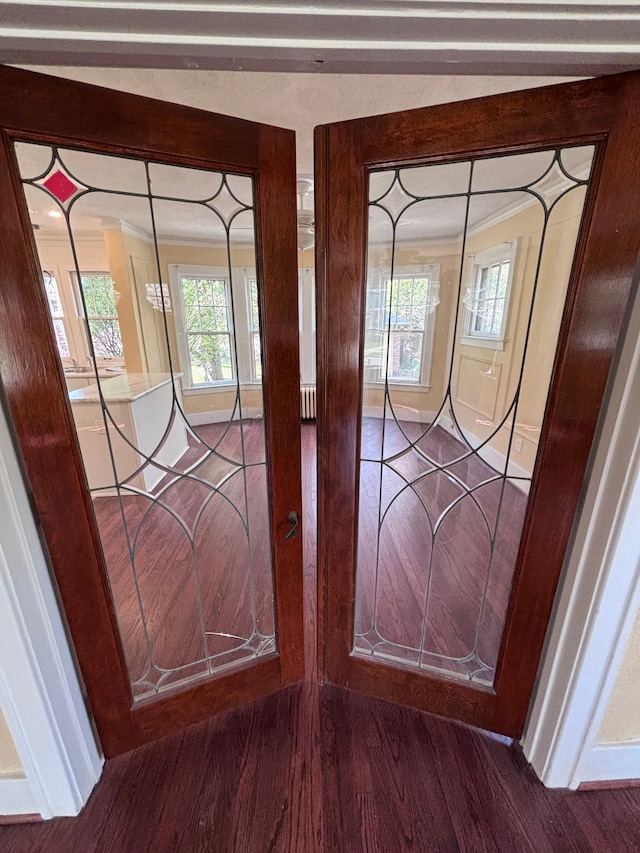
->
xmin=42 ymin=170 xmax=78 ymax=203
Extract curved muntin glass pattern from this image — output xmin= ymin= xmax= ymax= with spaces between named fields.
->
xmin=15 ymin=141 xmax=276 ymax=702
xmin=355 ymin=146 xmax=596 ymax=687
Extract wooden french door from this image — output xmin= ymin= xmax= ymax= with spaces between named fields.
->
xmin=316 ymin=72 xmax=640 ymax=737
xmin=0 ymin=65 xmax=303 ymax=757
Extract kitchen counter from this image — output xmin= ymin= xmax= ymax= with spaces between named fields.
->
xmin=69 ymin=372 xmax=179 ymax=404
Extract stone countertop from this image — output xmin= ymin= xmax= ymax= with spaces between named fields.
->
xmin=68 ymin=373 xmax=181 ymax=404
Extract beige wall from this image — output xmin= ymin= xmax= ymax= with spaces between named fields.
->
xmin=103 ymin=228 xmax=145 ymax=373
xmin=451 ymin=187 xmax=587 ymax=475
xmin=120 ymin=230 xmax=169 ymax=374
xmin=597 ymin=608 xmax=640 ymax=744
xmin=0 ymin=707 xmax=23 ymax=778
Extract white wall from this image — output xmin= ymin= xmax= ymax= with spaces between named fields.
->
xmin=0 ymin=394 xmax=103 ymax=817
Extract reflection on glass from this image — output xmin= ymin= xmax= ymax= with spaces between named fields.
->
xmin=15 ymin=141 xmax=276 ymax=702
xmin=355 ymin=146 xmax=596 ymax=687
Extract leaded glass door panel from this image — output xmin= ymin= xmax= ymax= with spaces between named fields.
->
xmin=316 ymin=72 xmax=640 ymax=737
xmin=0 ymin=65 xmax=303 ymax=756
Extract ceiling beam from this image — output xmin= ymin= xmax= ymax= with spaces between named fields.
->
xmin=1 ymin=1 xmax=639 ymax=74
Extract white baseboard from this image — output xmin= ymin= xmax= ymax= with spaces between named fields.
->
xmin=577 ymin=742 xmax=640 ymax=784
xmin=187 ymin=407 xmax=263 ymax=426
xmin=362 ymin=407 xmax=531 ymax=491
xmin=362 ymin=406 xmax=437 ymax=424
xmin=439 ymin=415 xmax=531 ymax=493
xmin=0 ymin=776 xmax=39 ymax=817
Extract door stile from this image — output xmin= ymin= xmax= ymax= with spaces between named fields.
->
xmin=255 ymin=123 xmax=304 ymax=682
xmin=314 ymin=122 xmax=369 ymax=687
xmin=313 ymin=123 xmax=329 ymax=683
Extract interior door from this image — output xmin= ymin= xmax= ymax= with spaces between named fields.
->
xmin=316 ymin=72 xmax=640 ymax=737
xmin=0 ymin=65 xmax=303 ymax=756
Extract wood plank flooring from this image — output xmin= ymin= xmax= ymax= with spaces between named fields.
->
xmin=356 ymin=418 xmax=528 ymax=682
xmin=2 ymin=425 xmax=640 ymax=851
xmin=92 ymin=419 xmax=275 ymax=699
xmin=96 ymin=415 xmax=524 ymax=699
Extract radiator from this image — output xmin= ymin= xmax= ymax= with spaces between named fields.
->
xmin=300 ymin=384 xmax=317 ymax=421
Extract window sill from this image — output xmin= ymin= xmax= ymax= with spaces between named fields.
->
xmin=364 ymin=381 xmax=432 ymax=391
xmin=182 ymin=382 xmax=259 ymax=395
xmin=460 ymin=335 xmax=505 ymax=351
xmin=182 ymin=383 xmax=237 ymax=395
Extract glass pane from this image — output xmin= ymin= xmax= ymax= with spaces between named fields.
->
xmin=188 ymin=333 xmax=233 ymax=383
xmin=42 ymin=272 xmax=71 ymax=358
xmin=355 ymin=146 xmax=596 ymax=687
xmin=14 ymin=141 xmax=276 ymax=703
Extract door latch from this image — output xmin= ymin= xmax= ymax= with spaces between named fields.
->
xmin=285 ymin=510 xmax=299 ymax=540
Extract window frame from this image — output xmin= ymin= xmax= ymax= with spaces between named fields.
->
xmin=246 ymin=272 xmax=263 ymax=383
xmin=461 ymin=241 xmax=517 ymax=351
xmin=42 ymin=270 xmax=71 ymax=360
xmin=364 ymin=264 xmax=440 ymax=388
xmin=169 ymin=264 xmax=238 ymax=391
xmin=70 ymin=269 xmax=126 ymax=366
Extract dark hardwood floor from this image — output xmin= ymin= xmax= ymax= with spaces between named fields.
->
xmin=92 ymin=420 xmax=275 ymax=700
xmin=3 ymin=425 xmax=640 ymax=851
xmin=96 ymin=415 xmax=524 ymax=699
xmin=356 ymin=417 xmax=528 ymax=683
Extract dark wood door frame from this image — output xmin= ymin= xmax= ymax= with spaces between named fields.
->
xmin=315 ymin=71 xmax=640 ymax=737
xmin=0 ymin=65 xmax=304 ymax=757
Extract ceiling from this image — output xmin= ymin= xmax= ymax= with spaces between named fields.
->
xmin=1 ymin=1 xmax=640 ymax=75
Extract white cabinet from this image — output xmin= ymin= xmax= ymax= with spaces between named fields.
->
xmin=69 ymin=373 xmax=188 ymax=495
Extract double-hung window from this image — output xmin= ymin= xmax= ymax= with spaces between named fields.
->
xmin=170 ymin=264 xmax=265 ymax=390
xmin=462 ymin=242 xmax=517 ymax=349
xmin=43 ymin=271 xmax=71 ymax=359
xmin=247 ymin=276 xmax=262 ymax=381
xmin=75 ymin=272 xmax=124 ymax=360
xmin=364 ymin=265 xmax=440 ymax=386
xmin=172 ymin=267 xmax=235 ymax=388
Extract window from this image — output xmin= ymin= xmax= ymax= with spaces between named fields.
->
xmin=178 ymin=273 xmax=234 ymax=387
xmin=75 ymin=272 xmax=124 ymax=359
xmin=364 ymin=266 xmax=440 ymax=385
xmin=462 ymin=242 xmax=517 ymax=349
xmin=43 ymin=271 xmax=70 ymax=359
xmin=169 ymin=264 xmax=270 ymax=390
xmin=248 ymin=277 xmax=262 ymax=381
xmin=298 ymin=268 xmax=316 ymax=385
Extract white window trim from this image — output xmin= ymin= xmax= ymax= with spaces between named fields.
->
xmin=68 ymin=270 xmax=126 ymax=367
xmin=169 ymin=264 xmax=235 ymax=390
xmin=461 ymin=241 xmax=517 ymax=351
xmin=169 ymin=264 xmax=262 ymax=391
xmin=244 ymin=270 xmax=263 ymax=384
xmin=365 ymin=264 xmax=439 ymax=388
